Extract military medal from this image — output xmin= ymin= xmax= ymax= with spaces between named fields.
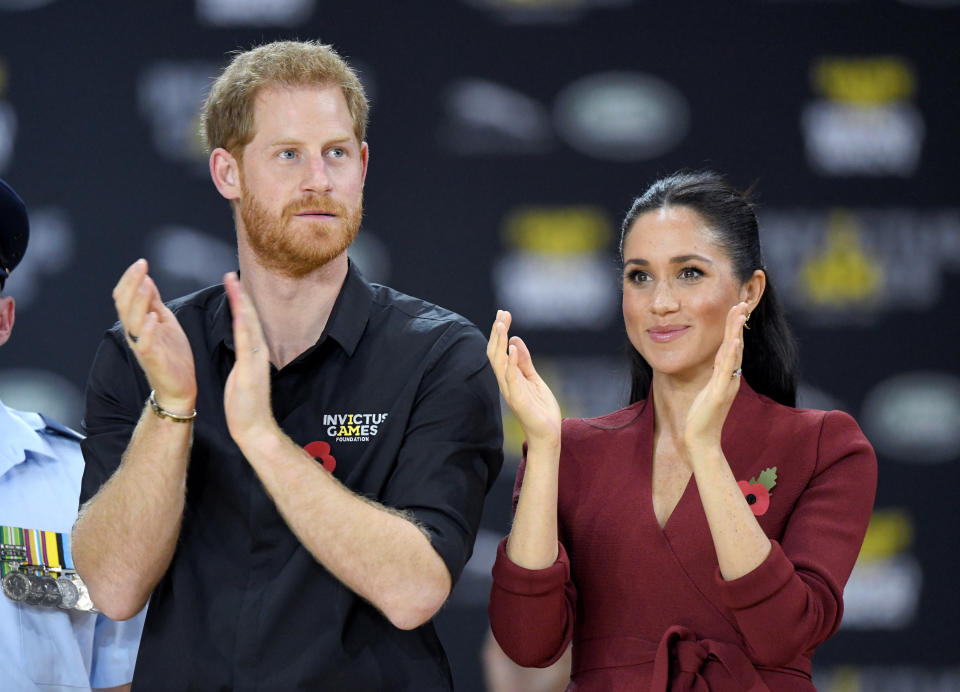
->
xmin=1 ymin=524 xmax=97 ymax=611
xmin=57 ymin=575 xmax=80 ymax=609
xmin=1 ymin=570 xmax=30 ymax=601
xmin=39 ymin=574 xmax=62 ymax=606
xmin=24 ymin=573 xmax=47 ymax=605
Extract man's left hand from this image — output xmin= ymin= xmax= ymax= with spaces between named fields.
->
xmin=223 ymin=272 xmax=278 ymax=447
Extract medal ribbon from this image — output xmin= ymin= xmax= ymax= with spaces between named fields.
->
xmin=0 ymin=525 xmax=74 ymax=576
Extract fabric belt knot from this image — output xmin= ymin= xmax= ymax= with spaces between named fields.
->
xmin=650 ymin=625 xmax=770 ymax=692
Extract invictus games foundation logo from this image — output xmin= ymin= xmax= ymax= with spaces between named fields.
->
xmin=323 ymin=412 xmax=389 ymax=443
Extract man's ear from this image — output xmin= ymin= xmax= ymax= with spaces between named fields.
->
xmin=360 ymin=141 xmax=369 ymax=187
xmin=210 ymin=148 xmax=242 ymax=201
xmin=0 ymin=295 xmax=15 ymax=347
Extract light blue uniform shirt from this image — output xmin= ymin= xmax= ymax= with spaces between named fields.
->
xmin=0 ymin=399 xmax=145 ymax=691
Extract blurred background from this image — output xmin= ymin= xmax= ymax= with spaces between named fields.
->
xmin=1 ymin=1 xmax=958 ymax=689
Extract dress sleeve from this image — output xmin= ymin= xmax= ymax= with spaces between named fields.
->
xmin=89 ymin=605 xmax=147 ymax=688
xmin=716 ymin=409 xmax=877 ymax=666
xmin=79 ymin=327 xmax=149 ymax=507
xmin=379 ymin=324 xmax=504 ymax=585
xmin=488 ymin=455 xmax=577 ymax=668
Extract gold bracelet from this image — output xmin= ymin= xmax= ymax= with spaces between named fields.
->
xmin=148 ymin=390 xmax=196 ymax=423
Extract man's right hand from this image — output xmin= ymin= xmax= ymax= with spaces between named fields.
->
xmin=113 ymin=258 xmax=196 ymax=415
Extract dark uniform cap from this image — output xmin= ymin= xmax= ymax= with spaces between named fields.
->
xmin=0 ymin=178 xmax=29 ymax=289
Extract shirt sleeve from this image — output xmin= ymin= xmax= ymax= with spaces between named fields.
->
xmin=89 ymin=605 xmax=147 ymax=688
xmin=715 ymin=409 xmax=878 ymax=667
xmin=380 ymin=323 xmax=504 ymax=585
xmin=79 ymin=327 xmax=149 ymax=507
xmin=487 ymin=454 xmax=577 ymax=668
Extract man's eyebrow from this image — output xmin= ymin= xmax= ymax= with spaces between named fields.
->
xmin=269 ymin=135 xmax=355 ymax=146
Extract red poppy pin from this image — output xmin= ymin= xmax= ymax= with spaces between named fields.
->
xmin=738 ymin=467 xmax=777 ymax=516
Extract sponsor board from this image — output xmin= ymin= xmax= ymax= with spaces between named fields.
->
xmin=146 ymin=225 xmax=238 ymax=289
xmin=492 ymin=206 xmax=619 ymax=330
xmin=0 ymin=0 xmax=57 ymax=10
xmin=459 ymin=0 xmax=633 ymax=24
xmin=347 ymin=231 xmax=391 ymax=285
xmin=0 ymin=58 xmax=16 ymax=174
xmin=138 ymin=61 xmax=216 ymax=167
xmin=0 ymin=100 xmax=14 ymax=174
xmin=841 ymin=509 xmax=920 ymax=630
xmin=813 ymin=666 xmax=960 ymax=692
xmin=554 ymin=71 xmax=689 ymax=162
xmin=195 ymin=0 xmax=313 ymax=26
xmin=0 ymin=368 xmax=83 ymax=428
xmin=861 ymin=372 xmax=960 ymax=464
xmin=802 ymin=56 xmax=924 ymax=177
xmin=439 ymin=71 xmax=688 ymax=161
xmin=4 ymin=207 xmax=75 ymax=309
xmin=760 ymin=207 xmax=960 ymax=321
xmin=439 ymin=79 xmax=553 ymax=155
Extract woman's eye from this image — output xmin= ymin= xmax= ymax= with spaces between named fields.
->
xmin=626 ymin=270 xmax=650 ymax=284
xmin=680 ymin=267 xmax=703 ymax=280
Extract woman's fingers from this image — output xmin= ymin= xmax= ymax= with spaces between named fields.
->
xmin=510 ymin=336 xmax=540 ymax=380
xmin=717 ymin=302 xmax=748 ymax=378
xmin=487 ymin=310 xmax=515 ymax=389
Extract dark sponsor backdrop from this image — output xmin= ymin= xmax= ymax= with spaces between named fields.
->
xmin=1 ymin=1 xmax=958 ymax=690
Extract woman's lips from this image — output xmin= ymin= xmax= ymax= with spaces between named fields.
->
xmin=647 ymin=326 xmax=689 ymax=343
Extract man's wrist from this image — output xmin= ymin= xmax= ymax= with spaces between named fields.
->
xmin=149 ymin=391 xmax=197 ymax=422
xmin=234 ymin=419 xmax=287 ymax=461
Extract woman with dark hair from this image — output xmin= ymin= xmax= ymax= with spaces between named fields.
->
xmin=486 ymin=171 xmax=876 ymax=691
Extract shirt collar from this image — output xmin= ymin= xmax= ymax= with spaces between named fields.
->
xmin=209 ymin=260 xmax=372 ymax=359
xmin=0 ymin=399 xmax=56 ymax=477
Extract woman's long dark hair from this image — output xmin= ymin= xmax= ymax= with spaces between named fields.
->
xmin=621 ymin=170 xmax=799 ymax=407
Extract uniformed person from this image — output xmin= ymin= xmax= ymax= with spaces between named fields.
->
xmin=0 ymin=177 xmax=145 ymax=692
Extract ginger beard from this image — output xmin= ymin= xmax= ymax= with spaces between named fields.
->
xmin=238 ymin=176 xmax=363 ymax=278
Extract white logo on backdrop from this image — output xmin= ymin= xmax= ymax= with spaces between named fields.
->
xmin=0 ymin=102 xmax=16 ymax=174
xmin=861 ymin=372 xmax=960 ymax=465
xmin=5 ymin=207 xmax=74 ymax=309
xmin=138 ymin=62 xmax=217 ymax=167
xmin=554 ymin=72 xmax=689 ymax=161
xmin=195 ymin=0 xmax=313 ymax=26
xmin=439 ymin=79 xmax=554 ymax=155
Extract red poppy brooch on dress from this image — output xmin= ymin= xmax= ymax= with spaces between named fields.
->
xmin=737 ymin=467 xmax=777 ymax=516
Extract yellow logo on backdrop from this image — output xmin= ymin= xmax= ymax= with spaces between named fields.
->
xmin=857 ymin=508 xmax=913 ymax=562
xmin=800 ymin=211 xmax=881 ymax=306
xmin=503 ymin=206 xmax=610 ymax=254
xmin=811 ymin=56 xmax=915 ymax=105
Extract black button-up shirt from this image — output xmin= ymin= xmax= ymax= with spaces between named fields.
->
xmin=79 ymin=264 xmax=503 ymax=691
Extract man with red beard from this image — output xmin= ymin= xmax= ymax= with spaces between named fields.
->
xmin=71 ymin=41 xmax=503 ymax=691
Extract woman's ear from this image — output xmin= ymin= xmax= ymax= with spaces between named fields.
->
xmin=741 ymin=269 xmax=767 ymax=314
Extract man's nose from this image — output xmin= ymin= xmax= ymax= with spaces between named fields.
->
xmin=302 ymin=158 xmax=332 ymax=192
